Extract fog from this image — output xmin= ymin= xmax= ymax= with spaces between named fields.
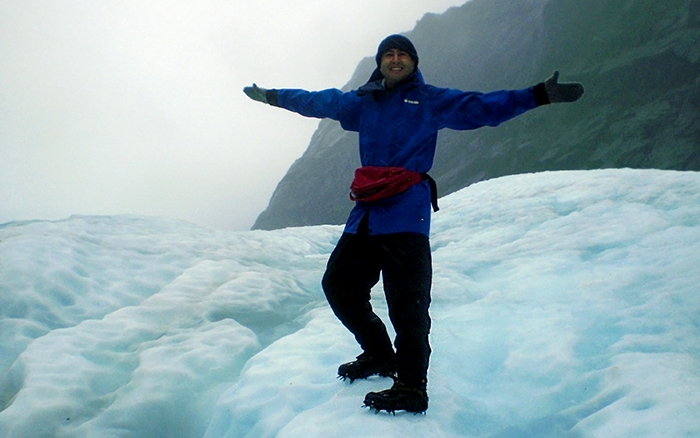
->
xmin=0 ymin=0 xmax=466 ymax=230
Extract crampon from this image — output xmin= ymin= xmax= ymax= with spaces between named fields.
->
xmin=337 ymin=353 xmax=396 ymax=383
xmin=363 ymin=381 xmax=428 ymax=414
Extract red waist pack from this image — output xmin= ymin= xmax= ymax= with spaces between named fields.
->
xmin=350 ymin=166 xmax=423 ymax=202
xmin=349 ymin=166 xmax=422 ymax=203
xmin=349 ymin=166 xmax=440 ymax=211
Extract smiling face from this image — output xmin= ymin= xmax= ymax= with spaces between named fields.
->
xmin=379 ymin=48 xmax=416 ymax=89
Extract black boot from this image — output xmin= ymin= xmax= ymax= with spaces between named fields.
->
xmin=337 ymin=353 xmax=396 ymax=382
xmin=363 ymin=380 xmax=428 ymax=414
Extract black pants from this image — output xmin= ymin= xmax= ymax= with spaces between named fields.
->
xmin=321 ymin=230 xmax=432 ymax=389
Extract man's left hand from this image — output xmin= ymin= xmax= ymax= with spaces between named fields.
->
xmin=544 ymin=71 xmax=584 ymax=103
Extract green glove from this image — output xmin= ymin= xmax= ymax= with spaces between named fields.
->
xmin=243 ymin=83 xmax=268 ymax=104
xmin=544 ymin=71 xmax=584 ymax=103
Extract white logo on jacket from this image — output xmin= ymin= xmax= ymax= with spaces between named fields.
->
xmin=404 ymin=99 xmax=420 ymax=105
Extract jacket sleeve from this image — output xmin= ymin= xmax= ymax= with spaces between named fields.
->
xmin=430 ymin=83 xmax=547 ymax=131
xmin=267 ymin=88 xmax=362 ymax=132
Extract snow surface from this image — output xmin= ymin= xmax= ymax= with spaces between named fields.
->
xmin=1 ymin=169 xmax=699 ymax=438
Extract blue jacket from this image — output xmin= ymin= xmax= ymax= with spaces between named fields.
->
xmin=269 ymin=70 xmax=546 ymax=236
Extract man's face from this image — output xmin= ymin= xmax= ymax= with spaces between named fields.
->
xmin=379 ymin=48 xmax=415 ymax=88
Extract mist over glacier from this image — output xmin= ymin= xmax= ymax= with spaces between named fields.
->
xmin=1 ymin=169 xmax=699 ymax=438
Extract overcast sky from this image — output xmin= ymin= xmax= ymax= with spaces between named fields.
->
xmin=0 ymin=0 xmax=467 ymax=231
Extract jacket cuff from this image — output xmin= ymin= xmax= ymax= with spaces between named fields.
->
xmin=266 ymin=89 xmax=279 ymax=107
xmin=533 ymin=82 xmax=550 ymax=106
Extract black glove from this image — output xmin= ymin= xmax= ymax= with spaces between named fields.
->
xmin=243 ymin=83 xmax=268 ymax=104
xmin=544 ymin=71 xmax=584 ymax=103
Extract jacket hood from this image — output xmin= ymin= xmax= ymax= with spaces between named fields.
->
xmin=375 ymin=34 xmax=419 ymax=68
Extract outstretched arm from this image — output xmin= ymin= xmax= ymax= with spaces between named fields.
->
xmin=242 ymin=83 xmax=362 ymax=130
xmin=435 ymin=70 xmax=584 ymax=130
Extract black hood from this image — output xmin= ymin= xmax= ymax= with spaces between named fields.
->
xmin=375 ymin=34 xmax=419 ymax=68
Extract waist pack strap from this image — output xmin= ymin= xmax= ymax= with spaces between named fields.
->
xmin=421 ymin=173 xmax=439 ymax=212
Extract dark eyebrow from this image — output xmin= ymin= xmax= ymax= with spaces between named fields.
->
xmin=383 ymin=49 xmax=409 ymax=56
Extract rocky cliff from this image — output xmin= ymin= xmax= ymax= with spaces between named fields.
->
xmin=253 ymin=0 xmax=700 ymax=230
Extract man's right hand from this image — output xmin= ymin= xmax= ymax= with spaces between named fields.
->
xmin=243 ymin=83 xmax=268 ymax=104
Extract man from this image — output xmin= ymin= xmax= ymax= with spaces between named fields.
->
xmin=244 ymin=34 xmax=583 ymax=413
